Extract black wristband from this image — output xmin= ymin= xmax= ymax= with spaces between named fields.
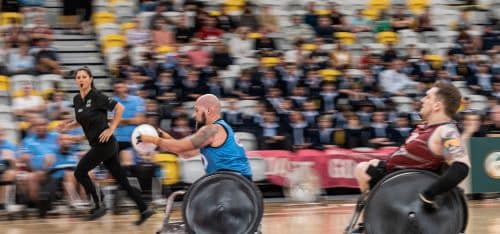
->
xmin=423 ymin=162 xmax=469 ymax=200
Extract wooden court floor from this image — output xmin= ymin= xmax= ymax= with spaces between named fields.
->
xmin=0 ymin=199 xmax=498 ymax=234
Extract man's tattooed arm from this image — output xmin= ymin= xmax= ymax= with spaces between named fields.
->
xmin=440 ymin=124 xmax=468 ymax=163
xmin=189 ymin=124 xmax=219 ymax=148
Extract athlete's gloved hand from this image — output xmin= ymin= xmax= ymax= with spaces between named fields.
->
xmin=419 ymin=193 xmax=438 ymax=211
xmin=136 ymin=134 xmax=142 ymax=143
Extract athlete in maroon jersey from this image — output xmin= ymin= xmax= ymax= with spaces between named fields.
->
xmin=354 ymin=81 xmax=470 ymax=206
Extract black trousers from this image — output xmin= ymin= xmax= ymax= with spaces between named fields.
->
xmin=74 ymin=139 xmax=147 ymax=212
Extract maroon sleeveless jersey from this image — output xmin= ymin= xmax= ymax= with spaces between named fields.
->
xmin=385 ymin=122 xmax=451 ymax=172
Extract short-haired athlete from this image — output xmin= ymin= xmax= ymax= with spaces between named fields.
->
xmin=139 ymin=94 xmax=252 ymax=180
xmin=354 ymin=82 xmax=470 ymax=218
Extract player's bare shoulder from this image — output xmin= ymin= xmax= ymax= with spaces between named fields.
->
xmin=190 ymin=124 xmax=219 ymax=148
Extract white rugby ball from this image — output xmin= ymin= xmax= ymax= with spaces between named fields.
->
xmin=131 ymin=124 xmax=159 ymax=154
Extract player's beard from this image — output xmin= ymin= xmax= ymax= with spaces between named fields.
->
xmin=196 ymin=112 xmax=207 ymax=130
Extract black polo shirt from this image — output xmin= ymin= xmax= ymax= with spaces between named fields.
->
xmin=74 ymin=89 xmax=117 ymax=146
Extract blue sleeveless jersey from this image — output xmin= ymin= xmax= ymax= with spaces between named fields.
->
xmin=200 ymin=119 xmax=252 ymax=178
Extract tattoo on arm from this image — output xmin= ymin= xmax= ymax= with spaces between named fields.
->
xmin=440 ymin=125 xmax=466 ymax=161
xmin=190 ymin=125 xmax=218 ymax=148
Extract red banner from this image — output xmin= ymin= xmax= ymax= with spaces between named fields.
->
xmin=248 ymin=147 xmax=397 ymax=188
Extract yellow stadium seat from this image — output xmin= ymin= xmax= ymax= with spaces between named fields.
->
xmin=101 ymin=34 xmax=126 ymax=52
xmin=408 ymin=0 xmax=429 ymax=15
xmin=0 ymin=76 xmax=9 ymax=91
xmin=261 ymin=57 xmax=281 ymax=67
xmin=362 ymin=8 xmax=380 ymax=21
xmin=209 ymin=11 xmax=222 ymax=17
xmin=319 ymin=69 xmax=341 ymax=81
xmin=0 ymin=12 xmax=23 ymax=25
xmin=302 ymin=43 xmax=317 ymax=51
xmin=224 ymin=0 xmax=245 ymax=14
xmin=48 ymin=120 xmax=62 ymax=131
xmin=424 ymin=54 xmax=444 ymax=69
xmin=92 ymin=11 xmax=116 ymax=26
xmin=156 ymin=46 xmax=176 ymax=55
xmin=367 ymin=0 xmax=390 ymax=10
xmin=19 ymin=121 xmax=31 ymax=130
xmin=247 ymin=32 xmax=262 ymax=39
xmin=334 ymin=32 xmax=356 ymax=45
xmin=315 ymin=9 xmax=331 ymax=16
xmin=377 ymin=31 xmax=399 ymax=44
xmin=153 ymin=153 xmax=180 ymax=185
xmin=120 ymin=22 xmax=136 ymax=32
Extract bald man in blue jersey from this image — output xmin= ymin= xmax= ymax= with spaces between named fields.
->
xmin=140 ymin=94 xmax=252 ymax=180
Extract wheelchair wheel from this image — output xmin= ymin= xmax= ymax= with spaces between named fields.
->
xmin=182 ymin=171 xmax=264 ymax=234
xmin=364 ymin=169 xmax=468 ymax=234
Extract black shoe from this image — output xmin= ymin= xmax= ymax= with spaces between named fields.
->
xmin=87 ymin=205 xmax=107 ymax=221
xmin=135 ymin=208 xmax=154 ymax=226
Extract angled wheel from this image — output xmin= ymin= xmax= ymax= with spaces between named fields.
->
xmin=182 ymin=171 xmax=264 ymax=234
xmin=364 ymin=169 xmax=468 ymax=234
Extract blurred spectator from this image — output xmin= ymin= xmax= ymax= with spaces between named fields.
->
xmin=327 ymin=2 xmax=343 ymax=26
xmin=148 ymin=2 xmax=168 ymax=29
xmin=281 ymin=63 xmax=300 ymax=96
xmin=211 ymin=41 xmax=233 ymax=69
xmin=175 ymin=14 xmax=196 ymax=44
xmin=181 ymin=68 xmax=205 ymax=101
xmin=286 ymin=111 xmax=310 ymax=149
xmin=31 ymin=38 xmax=61 ymax=75
xmin=46 ymin=90 xmax=71 ymax=121
xmin=368 ymin=111 xmax=395 ymax=147
xmin=460 ymin=111 xmax=488 ymax=138
xmin=314 ymin=17 xmax=335 ymax=43
xmin=126 ymin=19 xmax=151 ymax=46
xmin=373 ymin=11 xmax=392 ymax=33
xmin=113 ymin=80 xmax=146 ymax=168
xmin=254 ymin=32 xmax=277 ymax=51
xmin=216 ymin=11 xmax=237 ymax=32
xmin=309 ymin=115 xmax=338 ymax=149
xmin=223 ymin=98 xmax=244 ymax=131
xmin=415 ymin=7 xmax=434 ymax=32
xmin=471 ymin=63 xmax=494 ymax=95
xmin=6 ymin=42 xmax=35 ymax=75
xmin=258 ymin=110 xmax=289 ymax=150
xmin=258 ymin=5 xmax=279 ymax=32
xmin=0 ymin=126 xmax=16 ymax=211
xmin=390 ymin=113 xmax=413 ymax=145
xmin=26 ymin=15 xmax=53 ymax=43
xmin=304 ymin=1 xmax=318 ymax=28
xmin=284 ymin=15 xmax=315 ymax=42
xmin=4 ymin=24 xmax=29 ymax=48
xmin=18 ymin=116 xmax=58 ymax=204
xmin=342 ymin=112 xmax=369 ymax=149
xmin=186 ymin=38 xmax=211 ymax=68
xmin=302 ymin=100 xmax=319 ymax=127
xmin=379 ymin=59 xmax=417 ymax=96
xmin=151 ymin=18 xmax=175 ymax=47
xmin=50 ymin=134 xmax=80 ymax=202
xmin=480 ymin=25 xmax=499 ymax=52
xmin=492 ymin=79 xmax=500 ymax=99
xmin=205 ymin=74 xmax=225 ymax=98
xmin=350 ymin=9 xmax=372 ymax=33
xmin=239 ymin=6 xmax=259 ymax=31
xmin=290 ymin=86 xmax=308 ymax=108
xmin=169 ymin=114 xmax=194 ymax=139
xmin=318 ymin=82 xmax=340 ymax=113
xmin=12 ymin=83 xmax=45 ymax=119
xmin=332 ymin=43 xmax=352 ymax=69
xmin=228 ymin=27 xmax=255 ymax=62
xmin=232 ymin=69 xmax=260 ymax=100
xmin=196 ymin=16 xmax=223 ymax=40
xmin=486 ymin=104 xmax=500 ymax=137
xmin=391 ymin=6 xmax=413 ymax=32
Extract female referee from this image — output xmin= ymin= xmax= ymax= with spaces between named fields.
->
xmin=58 ymin=67 xmax=153 ymax=224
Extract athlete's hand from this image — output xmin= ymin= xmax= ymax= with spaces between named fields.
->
xmin=99 ymin=128 xmax=114 ymax=143
xmin=140 ymin=135 xmax=160 ymax=145
xmin=158 ymin=128 xmax=173 ymax=139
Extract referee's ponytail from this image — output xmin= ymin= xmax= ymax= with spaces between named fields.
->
xmin=73 ymin=66 xmax=96 ymax=89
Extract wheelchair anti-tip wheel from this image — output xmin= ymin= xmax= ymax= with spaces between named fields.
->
xmin=363 ymin=169 xmax=468 ymax=234
xmin=182 ymin=171 xmax=264 ymax=234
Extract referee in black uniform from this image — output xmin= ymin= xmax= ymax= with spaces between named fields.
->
xmin=58 ymin=67 xmax=153 ymax=224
